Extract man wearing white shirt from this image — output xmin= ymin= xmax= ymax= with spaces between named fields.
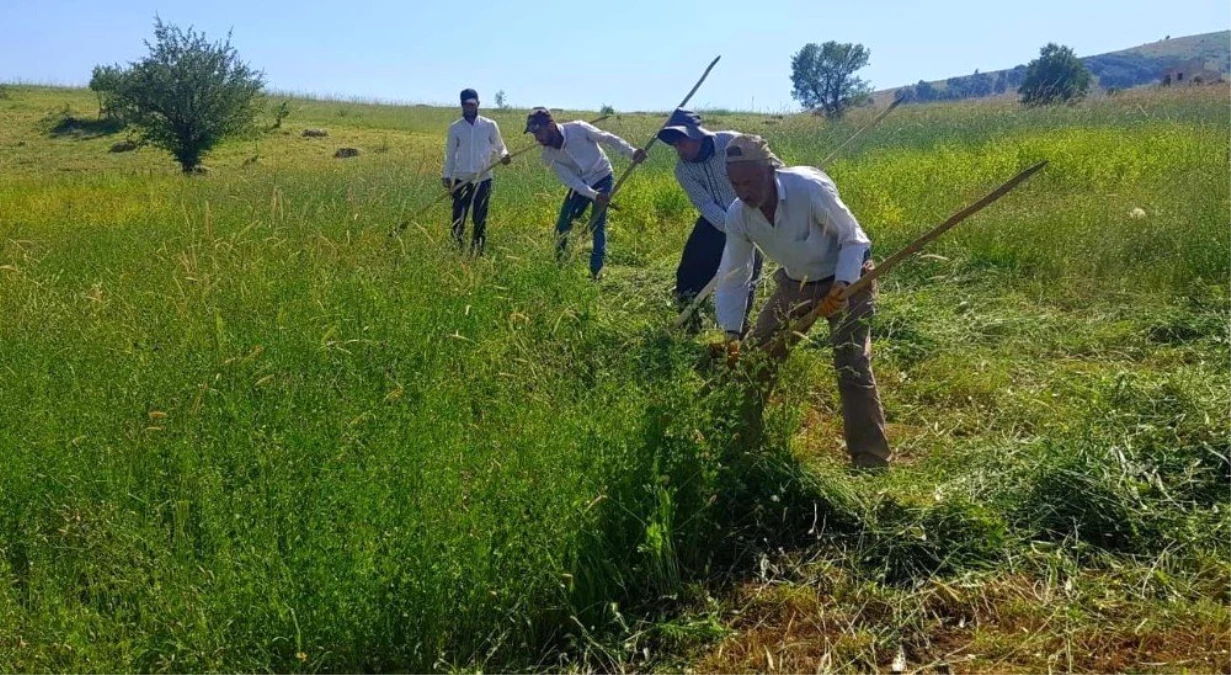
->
xmin=525 ymin=107 xmax=645 ymax=278
xmin=443 ymin=88 xmax=510 ymax=254
xmin=715 ymin=134 xmax=890 ymax=469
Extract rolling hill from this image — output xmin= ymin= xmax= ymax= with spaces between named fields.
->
xmin=877 ymin=29 xmax=1229 ymax=105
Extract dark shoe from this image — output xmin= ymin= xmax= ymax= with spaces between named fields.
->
xmin=850 ymin=452 xmax=890 ymax=473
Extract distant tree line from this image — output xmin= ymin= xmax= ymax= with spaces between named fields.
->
xmin=785 ymin=38 xmax=1101 ymax=112
xmin=899 ymin=47 xmax=1214 ymax=104
xmin=1085 ymin=52 xmax=1196 ymax=89
xmin=904 ymin=66 xmax=1029 ymax=103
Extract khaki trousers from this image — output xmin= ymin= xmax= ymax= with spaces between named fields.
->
xmin=747 ymin=263 xmax=890 ymax=468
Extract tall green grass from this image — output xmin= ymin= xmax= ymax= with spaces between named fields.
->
xmin=0 ymin=84 xmax=1227 ymax=671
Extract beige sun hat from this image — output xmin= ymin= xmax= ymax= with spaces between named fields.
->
xmin=724 ymin=134 xmax=784 ymax=167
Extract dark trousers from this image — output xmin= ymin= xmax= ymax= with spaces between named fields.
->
xmin=675 ymin=216 xmax=763 ymax=333
xmin=450 ymin=178 xmax=491 ymax=253
xmin=555 ymin=174 xmax=614 ymax=277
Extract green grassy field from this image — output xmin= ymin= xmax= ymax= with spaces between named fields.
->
xmin=0 ymin=83 xmax=1228 ymax=673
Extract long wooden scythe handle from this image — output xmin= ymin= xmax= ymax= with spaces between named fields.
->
xmin=757 ymin=161 xmax=1049 ymax=356
xmin=584 ymin=56 xmax=722 ymax=230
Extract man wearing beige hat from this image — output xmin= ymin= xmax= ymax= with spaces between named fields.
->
xmin=715 ymin=134 xmax=890 ymax=469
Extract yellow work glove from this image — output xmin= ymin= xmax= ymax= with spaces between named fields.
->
xmin=820 ymin=282 xmax=849 ymax=317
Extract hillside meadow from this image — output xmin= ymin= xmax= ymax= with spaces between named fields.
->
xmin=0 ymin=83 xmax=1228 ymax=672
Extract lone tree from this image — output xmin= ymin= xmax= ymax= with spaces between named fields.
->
xmin=95 ymin=19 xmax=265 ymax=172
xmin=1018 ymin=43 xmax=1091 ymax=107
xmin=789 ymin=41 xmax=872 ymax=119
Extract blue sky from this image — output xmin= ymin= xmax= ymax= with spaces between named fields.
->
xmin=1 ymin=0 xmax=1227 ymax=111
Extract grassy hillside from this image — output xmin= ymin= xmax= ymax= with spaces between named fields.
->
xmin=878 ymin=30 xmax=1230 ymax=105
xmin=0 ymin=84 xmax=1228 ymax=673
xmin=1129 ymin=30 xmax=1231 ymax=70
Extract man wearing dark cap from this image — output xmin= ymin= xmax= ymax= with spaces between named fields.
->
xmin=443 ymin=88 xmax=510 ymax=254
xmin=656 ymin=108 xmax=762 ymax=332
xmin=525 ymin=107 xmax=646 ymax=278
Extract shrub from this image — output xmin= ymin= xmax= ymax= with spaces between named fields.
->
xmin=98 ymin=18 xmax=265 ymax=172
xmin=1019 ymin=43 xmax=1092 ymax=107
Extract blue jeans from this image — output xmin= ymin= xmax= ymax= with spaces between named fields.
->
xmin=555 ymin=174 xmax=614 ymax=276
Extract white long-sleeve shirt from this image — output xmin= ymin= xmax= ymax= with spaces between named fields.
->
xmin=540 ymin=121 xmax=638 ymax=199
xmin=715 ymin=166 xmax=872 ymax=333
xmin=443 ymin=115 xmax=508 ymax=181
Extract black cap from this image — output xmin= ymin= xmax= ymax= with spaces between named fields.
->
xmin=460 ymin=88 xmax=479 ymax=104
xmin=656 ymin=108 xmax=710 ymax=143
xmin=524 ymin=107 xmax=554 ymax=133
